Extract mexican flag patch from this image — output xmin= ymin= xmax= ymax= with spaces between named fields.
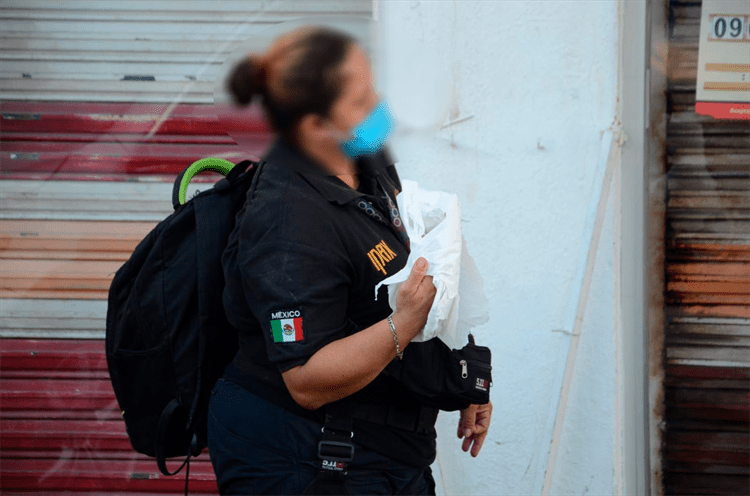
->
xmin=270 ymin=310 xmax=304 ymax=343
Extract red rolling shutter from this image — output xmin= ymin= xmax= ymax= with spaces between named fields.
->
xmin=0 ymin=1 xmax=373 ymax=493
xmin=663 ymin=1 xmax=750 ymax=494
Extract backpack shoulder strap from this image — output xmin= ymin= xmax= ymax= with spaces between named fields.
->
xmin=155 ymin=398 xmax=191 ymax=476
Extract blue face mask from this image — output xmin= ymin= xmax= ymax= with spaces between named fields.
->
xmin=340 ymin=101 xmax=395 ymax=157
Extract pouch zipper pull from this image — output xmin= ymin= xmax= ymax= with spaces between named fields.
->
xmin=460 ymin=360 xmax=468 ymax=379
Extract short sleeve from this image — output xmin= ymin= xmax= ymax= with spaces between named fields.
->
xmin=236 ymin=202 xmax=354 ymax=372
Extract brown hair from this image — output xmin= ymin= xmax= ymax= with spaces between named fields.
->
xmin=227 ymin=26 xmax=356 ymax=142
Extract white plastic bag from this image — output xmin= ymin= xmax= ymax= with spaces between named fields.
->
xmin=375 ymin=180 xmax=489 ymax=350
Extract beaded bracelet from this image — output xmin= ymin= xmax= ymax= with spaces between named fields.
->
xmin=387 ymin=314 xmax=403 ymax=360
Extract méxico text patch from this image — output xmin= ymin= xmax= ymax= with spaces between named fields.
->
xmin=269 ymin=309 xmax=304 ymax=343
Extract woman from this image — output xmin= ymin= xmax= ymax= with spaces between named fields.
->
xmin=209 ymin=26 xmax=492 ymax=495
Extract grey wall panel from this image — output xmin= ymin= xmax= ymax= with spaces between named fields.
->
xmin=0 ymin=0 xmax=372 ymax=103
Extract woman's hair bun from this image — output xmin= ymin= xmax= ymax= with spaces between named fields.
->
xmin=227 ymin=56 xmax=266 ymax=106
xmin=225 ymin=27 xmax=354 ymax=139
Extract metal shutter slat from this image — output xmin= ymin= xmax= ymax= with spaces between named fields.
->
xmin=663 ymin=1 xmax=750 ymax=493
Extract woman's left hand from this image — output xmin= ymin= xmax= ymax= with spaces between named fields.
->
xmin=457 ymin=402 xmax=493 ymax=457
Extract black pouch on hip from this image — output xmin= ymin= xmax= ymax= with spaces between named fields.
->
xmin=385 ymin=334 xmax=492 ymax=411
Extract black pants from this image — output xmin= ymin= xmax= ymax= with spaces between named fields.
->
xmin=207 ymin=378 xmax=436 ymax=495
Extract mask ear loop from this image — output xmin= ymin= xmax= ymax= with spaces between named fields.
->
xmin=326 ymin=119 xmax=354 ymax=144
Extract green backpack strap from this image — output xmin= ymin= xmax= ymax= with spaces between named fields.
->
xmin=172 ymin=158 xmax=235 ymax=208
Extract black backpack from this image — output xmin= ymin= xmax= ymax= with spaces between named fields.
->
xmin=105 ymin=157 xmax=261 ymax=481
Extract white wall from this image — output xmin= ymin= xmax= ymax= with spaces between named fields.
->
xmin=377 ymin=1 xmax=620 ymax=494
xmin=548 ymin=170 xmax=618 ymax=495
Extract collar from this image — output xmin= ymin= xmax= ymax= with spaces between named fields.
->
xmin=262 ymin=138 xmax=394 ymax=205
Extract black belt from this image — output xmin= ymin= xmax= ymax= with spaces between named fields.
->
xmin=314 ymin=400 xmax=438 ymax=480
xmin=225 ymin=357 xmax=439 ymax=434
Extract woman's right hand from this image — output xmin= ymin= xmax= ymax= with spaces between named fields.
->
xmin=282 ymin=257 xmax=436 ymax=410
xmin=392 ymin=257 xmax=437 ymax=343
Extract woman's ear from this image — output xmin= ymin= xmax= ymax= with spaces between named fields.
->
xmin=297 ymin=114 xmax=321 ymax=142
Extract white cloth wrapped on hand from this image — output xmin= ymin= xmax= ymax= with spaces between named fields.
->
xmin=375 ymin=180 xmax=489 ymax=350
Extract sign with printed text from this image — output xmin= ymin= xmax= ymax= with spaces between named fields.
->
xmin=695 ymin=0 xmax=750 ymax=119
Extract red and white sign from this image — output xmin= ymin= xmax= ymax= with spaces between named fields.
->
xmin=695 ymin=0 xmax=750 ymax=119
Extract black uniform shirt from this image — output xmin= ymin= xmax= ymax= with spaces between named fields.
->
xmin=222 ymin=139 xmax=436 ymax=467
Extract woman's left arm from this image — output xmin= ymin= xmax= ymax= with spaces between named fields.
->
xmin=281 ymin=258 xmax=436 ymax=410
xmin=457 ymin=402 xmax=493 ymax=457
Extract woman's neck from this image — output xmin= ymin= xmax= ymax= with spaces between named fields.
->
xmin=335 ymin=172 xmax=359 ymax=189
xmin=297 ymin=136 xmax=359 ymax=188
